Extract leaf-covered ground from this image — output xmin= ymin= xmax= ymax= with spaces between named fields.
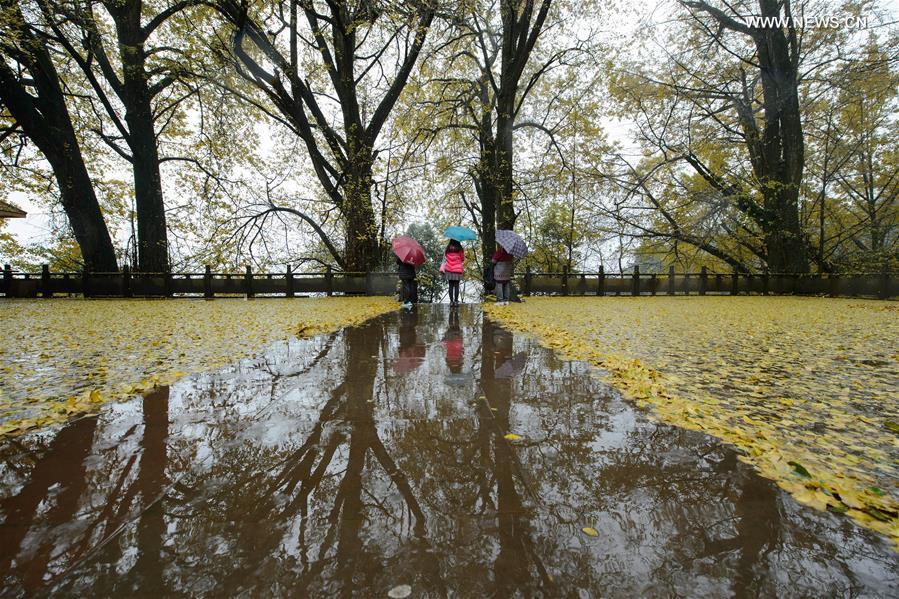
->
xmin=0 ymin=297 xmax=396 ymax=438
xmin=486 ymin=297 xmax=899 ymax=548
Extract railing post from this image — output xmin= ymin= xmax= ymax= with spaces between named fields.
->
xmin=827 ymin=271 xmax=837 ymax=297
xmin=667 ymin=265 xmax=675 ymax=295
xmin=746 ymin=272 xmax=753 ymax=295
xmin=245 ymin=265 xmax=254 ymax=298
xmin=524 ymin=265 xmax=532 ymax=296
xmin=561 ymin=265 xmax=569 ymax=296
xmin=699 ymin=266 xmax=707 ymax=296
xmin=326 ymin=265 xmax=333 ymax=296
xmin=650 ymin=273 xmax=657 ymax=295
xmin=41 ymin=264 xmax=52 ymax=298
xmin=286 ymin=264 xmax=294 ymax=298
xmin=204 ymin=265 xmax=213 ymax=299
xmin=122 ymin=264 xmax=132 ymax=298
xmin=763 ymin=268 xmax=770 ymax=295
xmin=632 ymin=265 xmax=640 ymax=296
xmin=163 ymin=270 xmax=173 ymax=297
xmin=82 ymin=267 xmax=91 ymax=298
xmin=2 ymin=264 xmax=11 ymax=297
xmin=880 ymin=261 xmax=891 ymax=300
xmin=731 ymin=268 xmax=739 ymax=295
xmin=597 ymin=266 xmax=605 ymax=297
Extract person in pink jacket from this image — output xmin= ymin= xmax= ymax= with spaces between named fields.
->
xmin=442 ymin=239 xmax=465 ymax=306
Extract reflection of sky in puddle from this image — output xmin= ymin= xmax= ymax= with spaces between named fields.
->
xmin=0 ymin=305 xmax=896 ymax=597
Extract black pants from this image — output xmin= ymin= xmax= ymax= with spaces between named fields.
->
xmin=401 ymin=278 xmax=418 ymax=303
xmin=448 ymin=280 xmax=460 ymax=303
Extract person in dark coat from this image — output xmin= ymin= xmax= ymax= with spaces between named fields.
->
xmin=396 ymin=256 xmax=418 ymax=304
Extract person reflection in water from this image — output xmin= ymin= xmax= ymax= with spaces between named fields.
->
xmin=395 ymin=309 xmax=425 ymax=375
xmin=442 ymin=308 xmax=465 ymax=386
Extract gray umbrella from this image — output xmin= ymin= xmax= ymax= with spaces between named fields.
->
xmin=495 ymin=229 xmax=528 ymax=258
xmin=495 ymin=352 xmax=528 ymax=378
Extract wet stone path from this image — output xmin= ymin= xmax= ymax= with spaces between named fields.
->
xmin=1 ymin=305 xmax=896 ymax=597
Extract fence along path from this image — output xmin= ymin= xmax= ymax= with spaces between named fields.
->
xmin=1 ymin=263 xmax=895 ymax=299
xmin=523 ymin=265 xmax=895 ymax=299
xmin=1 ymin=264 xmax=397 ymax=298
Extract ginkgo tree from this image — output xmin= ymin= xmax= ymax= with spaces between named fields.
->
xmin=211 ymin=0 xmax=437 ymax=272
xmin=605 ymin=0 xmax=895 ymax=274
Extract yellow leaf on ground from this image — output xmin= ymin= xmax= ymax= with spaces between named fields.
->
xmin=485 ymin=297 xmax=899 ymax=548
xmin=0 ymin=297 xmax=397 ymax=440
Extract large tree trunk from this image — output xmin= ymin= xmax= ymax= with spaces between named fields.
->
xmin=763 ymin=186 xmax=807 ymax=273
xmin=478 ymin=101 xmax=514 ymax=263
xmin=479 ymin=181 xmax=497 ymax=264
xmin=51 ymin=141 xmax=120 ymax=272
xmin=342 ymin=151 xmax=379 ymax=271
xmin=221 ymin=2 xmax=434 ymax=273
xmin=127 ymin=104 xmax=170 ymax=273
xmin=477 ymin=139 xmax=498 ymax=262
xmin=753 ymin=1 xmax=807 ymax=272
xmin=114 ymin=0 xmax=170 ymax=272
xmin=685 ymin=0 xmax=810 ymax=273
xmin=468 ymin=0 xmax=552 ymax=266
xmin=494 ymin=105 xmax=516 ymax=230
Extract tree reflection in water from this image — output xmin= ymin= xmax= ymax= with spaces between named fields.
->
xmin=0 ymin=306 xmax=896 ymax=597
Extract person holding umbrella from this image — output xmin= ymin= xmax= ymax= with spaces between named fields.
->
xmin=493 ymin=229 xmax=528 ymax=304
xmin=441 ymin=226 xmax=476 ymax=306
xmin=392 ymin=236 xmax=426 ymax=306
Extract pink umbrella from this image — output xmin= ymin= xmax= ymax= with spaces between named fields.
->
xmin=394 ymin=344 xmax=426 ymax=375
xmin=392 ymin=236 xmax=426 ymax=266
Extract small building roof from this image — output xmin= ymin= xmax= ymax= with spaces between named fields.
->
xmin=0 ymin=200 xmax=27 ymax=219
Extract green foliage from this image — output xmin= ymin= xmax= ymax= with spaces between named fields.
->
xmin=0 ymin=221 xmax=85 ymax=271
xmin=525 ymin=200 xmax=583 ymax=272
xmin=405 ymin=222 xmax=446 ymax=303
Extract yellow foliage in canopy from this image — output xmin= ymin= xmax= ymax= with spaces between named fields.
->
xmin=0 ymin=297 xmax=396 ymax=438
xmin=486 ymin=297 xmax=899 ymax=549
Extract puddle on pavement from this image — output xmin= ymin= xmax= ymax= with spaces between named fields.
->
xmin=1 ymin=305 xmax=896 ymax=597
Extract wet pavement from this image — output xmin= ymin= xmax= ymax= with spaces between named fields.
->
xmin=1 ymin=305 xmax=896 ymax=597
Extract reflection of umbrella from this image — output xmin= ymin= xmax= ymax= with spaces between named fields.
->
xmin=392 ymin=236 xmax=425 ymax=266
xmin=395 ymin=344 xmax=427 ymax=374
xmin=495 ymin=229 xmax=528 ymax=258
xmin=495 ymin=351 xmax=528 ymax=378
xmin=444 ymin=226 xmax=478 ymax=242
xmin=444 ymin=336 xmax=463 ymax=367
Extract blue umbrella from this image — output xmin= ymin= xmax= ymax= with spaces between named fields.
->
xmin=444 ymin=226 xmax=478 ymax=242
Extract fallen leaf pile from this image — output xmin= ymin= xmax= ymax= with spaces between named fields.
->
xmin=486 ymin=297 xmax=899 ymax=549
xmin=0 ymin=297 xmax=396 ymax=438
